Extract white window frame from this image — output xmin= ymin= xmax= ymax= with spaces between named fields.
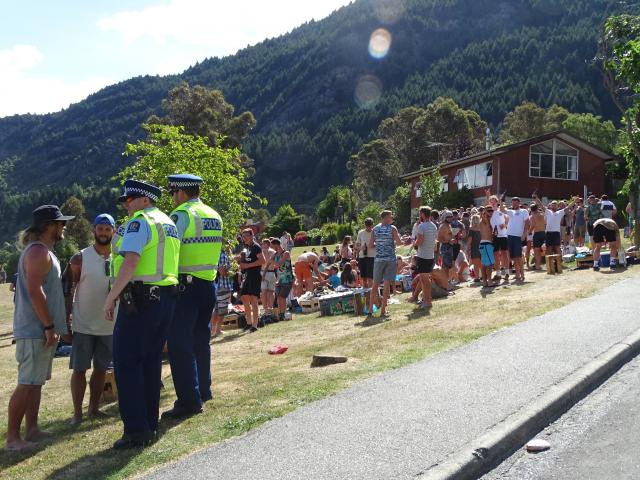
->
xmin=455 ymin=161 xmax=493 ymax=190
xmin=414 ymin=181 xmax=422 ymax=198
xmin=441 ymin=176 xmax=448 ymax=193
xmin=529 ymin=139 xmax=579 ymax=181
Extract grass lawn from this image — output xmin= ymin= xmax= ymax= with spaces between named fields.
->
xmin=0 ymin=259 xmax=638 ymax=479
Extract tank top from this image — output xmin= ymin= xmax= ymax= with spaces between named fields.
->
xmin=373 ymin=223 xmax=395 ymax=261
xmin=276 ymin=253 xmax=293 ymax=285
xmin=14 ymin=242 xmax=66 ymax=339
xmin=71 ymin=246 xmax=114 ymax=336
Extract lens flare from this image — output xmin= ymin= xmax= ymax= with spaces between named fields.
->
xmin=372 ymin=0 xmax=405 ymax=24
xmin=368 ymin=28 xmax=392 ymax=59
xmin=354 ymin=75 xmax=382 ymax=109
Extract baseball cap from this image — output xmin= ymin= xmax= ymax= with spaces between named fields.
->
xmin=93 ymin=213 xmax=115 ymax=227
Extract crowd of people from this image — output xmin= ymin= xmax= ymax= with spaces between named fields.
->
xmin=5 ymin=178 xmax=632 ymax=453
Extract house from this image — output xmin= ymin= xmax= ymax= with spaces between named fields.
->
xmin=400 ymin=130 xmax=615 ymax=217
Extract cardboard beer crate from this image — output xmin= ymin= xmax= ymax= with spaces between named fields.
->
xmin=102 ymin=369 xmax=118 ymax=403
xmin=319 ymin=293 xmax=355 ymax=316
xmin=221 ymin=313 xmax=240 ymax=330
xmin=299 ymin=297 xmax=320 ymax=314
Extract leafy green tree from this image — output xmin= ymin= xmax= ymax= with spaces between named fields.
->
xmin=500 ymin=101 xmax=547 ymax=143
xmin=419 ymin=167 xmax=443 ymax=208
xmin=61 ymin=196 xmax=94 ymax=249
xmin=356 ymin=201 xmax=383 ymax=227
xmin=387 ymin=183 xmax=411 ymax=229
xmin=562 ymin=113 xmax=617 ymax=152
xmin=265 ymin=204 xmax=302 ymax=237
xmin=348 ymin=139 xmax=402 ymax=203
xmin=597 ymin=13 xmax=640 ymax=246
xmin=316 ymin=185 xmax=356 ymax=223
xmin=251 ymin=207 xmax=271 ymax=225
xmin=119 ymin=124 xmax=259 ymax=242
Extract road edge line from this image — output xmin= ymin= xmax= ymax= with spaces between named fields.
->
xmin=419 ymin=327 xmax=640 ymax=479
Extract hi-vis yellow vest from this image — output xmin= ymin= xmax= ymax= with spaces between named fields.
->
xmin=171 ymin=199 xmax=223 ymax=281
xmin=112 ymin=208 xmax=179 ymax=286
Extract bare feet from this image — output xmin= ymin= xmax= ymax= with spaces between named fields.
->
xmin=24 ymin=429 xmax=53 ymax=442
xmin=69 ymin=415 xmax=83 ymax=426
xmin=88 ymin=410 xmax=109 ymax=419
xmin=5 ymin=439 xmax=36 ymax=452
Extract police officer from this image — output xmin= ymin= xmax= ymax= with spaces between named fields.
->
xmin=162 ymin=174 xmax=223 ymax=418
xmin=103 ymin=179 xmax=179 ymax=449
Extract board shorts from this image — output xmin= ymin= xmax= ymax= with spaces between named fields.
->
xmin=214 ymin=288 xmax=232 ymax=315
xmin=294 ymin=262 xmax=312 ymax=282
xmin=16 ymin=339 xmax=55 ymax=386
xmin=493 ymin=236 xmax=508 ymax=252
xmin=261 ymin=271 xmax=277 ymax=291
xmin=241 ymin=271 xmax=261 ymax=297
xmin=545 ymin=231 xmax=561 ymax=247
xmin=479 ymin=241 xmax=495 ymax=267
xmin=70 ymin=332 xmax=113 ymax=372
xmin=574 ymin=225 xmax=586 ymax=238
xmin=593 ymin=224 xmax=617 ymax=243
xmin=275 ymin=283 xmax=292 ymax=299
xmin=533 ymin=232 xmax=546 ymax=248
xmin=416 ymin=257 xmax=434 ymax=274
xmin=357 ymin=257 xmax=375 ymax=280
xmin=507 ymin=235 xmax=523 ymax=259
xmin=373 ymin=259 xmax=396 ymax=283
xmin=440 ymin=243 xmax=454 ymax=269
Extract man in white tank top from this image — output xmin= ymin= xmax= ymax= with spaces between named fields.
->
xmin=65 ymin=214 xmax=115 ymax=425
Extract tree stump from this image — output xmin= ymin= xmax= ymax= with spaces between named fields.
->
xmin=311 ymin=354 xmax=348 ymax=368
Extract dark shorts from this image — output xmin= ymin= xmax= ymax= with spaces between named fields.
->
xmin=493 ymin=236 xmax=508 ymax=252
xmin=471 ymin=241 xmax=481 ymax=259
xmin=416 ymin=257 xmax=434 ymax=274
xmin=358 ymin=257 xmax=375 ymax=280
xmin=533 ymin=232 xmax=546 ymax=248
xmin=241 ymin=271 xmax=261 ymax=297
xmin=587 ymin=223 xmax=595 ymax=237
xmin=275 ymin=283 xmax=292 ymax=299
xmin=452 ymin=243 xmax=461 ymax=260
xmin=545 ymin=231 xmax=561 ymax=247
xmin=440 ymin=244 xmax=454 ymax=269
xmin=507 ymin=235 xmax=523 ymax=258
xmin=70 ymin=332 xmax=113 ymax=372
xmin=593 ymin=224 xmax=617 ymax=243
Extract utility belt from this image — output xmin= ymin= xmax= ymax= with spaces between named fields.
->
xmin=178 ymin=274 xmax=213 ymax=292
xmin=119 ymin=281 xmax=178 ymax=314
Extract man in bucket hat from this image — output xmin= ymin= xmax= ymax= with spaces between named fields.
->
xmin=103 ymin=180 xmax=180 ymax=449
xmin=6 ymin=205 xmax=74 ymax=451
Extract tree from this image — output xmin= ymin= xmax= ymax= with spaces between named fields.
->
xmin=348 ymin=139 xmax=402 ymax=203
xmin=387 ymin=183 xmax=411 ymax=229
xmin=562 ymin=113 xmax=617 ymax=152
xmin=419 ymin=167 xmax=443 ymax=208
xmin=251 ymin=208 xmax=271 ymax=225
xmin=60 ymin=196 xmax=93 ymax=249
xmin=597 ymin=13 xmax=640 ymax=247
xmin=265 ymin=204 xmax=302 ymax=237
xmin=119 ymin=124 xmax=260 ymax=242
xmin=316 ymin=186 xmax=356 ymax=223
xmin=500 ymin=101 xmax=546 ymax=143
xmin=356 ymin=201 xmax=383 ymax=227
xmin=149 ymin=82 xmax=257 ymax=174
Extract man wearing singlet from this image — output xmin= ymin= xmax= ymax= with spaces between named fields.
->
xmin=65 ymin=214 xmax=115 ymax=425
xmin=368 ymin=210 xmax=402 ymax=318
xmin=6 ymin=205 xmax=74 ymax=451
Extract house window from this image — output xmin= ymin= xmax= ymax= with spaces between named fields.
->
xmin=529 ymin=139 xmax=578 ymax=180
xmin=414 ymin=181 xmax=422 ymax=198
xmin=455 ymin=161 xmax=493 ymax=189
xmin=441 ymin=176 xmax=448 ymax=193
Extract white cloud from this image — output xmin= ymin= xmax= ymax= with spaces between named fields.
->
xmin=0 ymin=44 xmax=113 ymax=117
xmin=98 ymin=0 xmax=352 ymax=53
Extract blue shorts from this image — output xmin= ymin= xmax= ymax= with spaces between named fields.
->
xmin=440 ymin=243 xmax=454 ymax=269
xmin=507 ymin=235 xmax=523 ymax=258
xmin=479 ymin=242 xmax=495 ymax=267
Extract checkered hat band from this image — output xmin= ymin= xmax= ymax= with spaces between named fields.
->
xmin=182 ymin=236 xmax=223 ymax=245
xmin=126 ymin=187 xmax=159 ymax=202
xmin=169 ymin=181 xmax=201 ymax=188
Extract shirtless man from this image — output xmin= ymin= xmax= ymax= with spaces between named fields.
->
xmin=478 ymin=205 xmax=496 ymax=288
xmin=437 ymin=211 xmax=454 ymax=283
xmin=529 ymin=203 xmax=546 ymax=270
xmin=592 ymin=217 xmax=621 ymax=271
xmin=294 ymin=251 xmax=319 ymax=295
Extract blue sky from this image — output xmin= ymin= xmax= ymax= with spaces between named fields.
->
xmin=0 ymin=0 xmax=353 ymax=117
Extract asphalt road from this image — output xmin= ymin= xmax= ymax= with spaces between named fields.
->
xmin=483 ymin=355 xmax=640 ymax=480
xmin=145 ymin=276 xmax=640 ymax=480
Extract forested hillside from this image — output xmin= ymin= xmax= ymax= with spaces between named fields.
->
xmin=0 ymin=0 xmax=620 ymax=225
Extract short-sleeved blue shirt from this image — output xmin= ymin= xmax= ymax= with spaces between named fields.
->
xmin=170 ymin=210 xmax=190 ymax=240
xmin=119 ymin=210 xmax=152 ymax=256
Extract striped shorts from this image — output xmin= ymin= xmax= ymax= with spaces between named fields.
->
xmin=214 ymin=289 xmax=232 ymax=316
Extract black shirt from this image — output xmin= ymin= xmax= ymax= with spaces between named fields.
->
xmin=241 ymin=242 xmax=262 ymax=275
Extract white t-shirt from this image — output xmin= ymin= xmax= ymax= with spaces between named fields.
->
xmin=505 ymin=208 xmax=529 ymax=237
xmin=600 ymin=200 xmax=616 ymax=219
xmin=544 ymin=208 xmax=566 ymax=233
xmin=356 ymin=229 xmax=375 ymax=258
xmin=491 ymin=210 xmax=508 ymax=238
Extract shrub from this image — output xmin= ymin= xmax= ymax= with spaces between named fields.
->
xmin=336 ymin=223 xmax=355 ymax=242
xmin=321 ymin=223 xmax=339 ymax=245
xmin=294 ymin=231 xmax=308 ymax=247
xmin=307 ymin=228 xmax=322 ymax=245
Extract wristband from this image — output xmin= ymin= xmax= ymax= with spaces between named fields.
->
xmin=43 ymin=324 xmax=54 ymax=331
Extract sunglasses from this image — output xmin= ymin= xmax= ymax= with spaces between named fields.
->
xmin=104 ymin=259 xmax=111 ymax=277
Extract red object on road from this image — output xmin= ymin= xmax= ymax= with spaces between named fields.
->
xmin=268 ymin=345 xmax=288 ymax=355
